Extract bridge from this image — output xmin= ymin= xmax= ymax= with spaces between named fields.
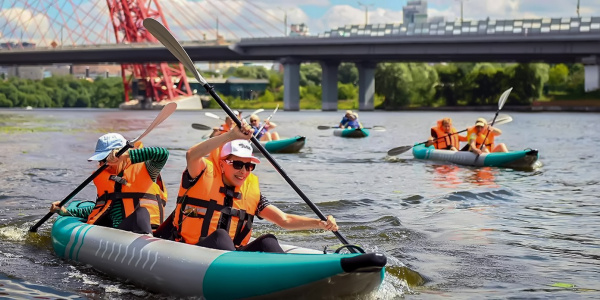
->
xmin=1 ymin=5 xmax=600 ymax=110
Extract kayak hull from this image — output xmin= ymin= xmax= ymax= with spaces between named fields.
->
xmin=251 ymin=136 xmax=306 ymax=154
xmin=333 ymin=128 xmax=370 ymax=138
xmin=412 ymin=144 xmax=541 ymax=170
xmin=51 ymin=204 xmax=385 ymax=299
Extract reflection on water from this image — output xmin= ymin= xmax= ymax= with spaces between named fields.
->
xmin=430 ymin=164 xmax=498 ymax=188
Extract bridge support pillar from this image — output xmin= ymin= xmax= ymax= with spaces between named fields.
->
xmin=357 ymin=61 xmax=377 ymax=111
xmin=282 ymin=57 xmax=301 ymax=111
xmin=583 ymin=56 xmax=600 ymax=92
xmin=320 ymin=61 xmax=339 ymax=111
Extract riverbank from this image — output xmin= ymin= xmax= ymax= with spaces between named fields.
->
xmin=201 ymin=98 xmax=600 ymax=112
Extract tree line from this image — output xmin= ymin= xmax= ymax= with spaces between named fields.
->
xmin=0 ymin=62 xmax=596 ymax=109
xmin=0 ymin=76 xmax=123 ymax=108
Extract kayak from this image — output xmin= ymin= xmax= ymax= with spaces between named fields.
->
xmin=252 ymin=136 xmax=306 ymax=154
xmin=51 ymin=202 xmax=386 ymax=299
xmin=412 ymin=144 xmax=541 ymax=170
xmin=333 ymin=128 xmax=370 ymax=138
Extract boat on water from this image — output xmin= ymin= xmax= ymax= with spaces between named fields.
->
xmin=251 ymin=136 xmax=306 ymax=154
xmin=333 ymin=128 xmax=370 ymax=138
xmin=51 ymin=202 xmax=386 ymax=299
xmin=412 ymin=144 xmax=541 ymax=170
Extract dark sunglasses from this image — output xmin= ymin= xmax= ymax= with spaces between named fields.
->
xmin=225 ymin=159 xmax=256 ymax=171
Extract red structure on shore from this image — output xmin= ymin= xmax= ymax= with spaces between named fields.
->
xmin=107 ymin=0 xmax=191 ymax=103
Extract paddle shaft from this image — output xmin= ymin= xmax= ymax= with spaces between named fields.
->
xmin=144 ymin=18 xmax=354 ymax=250
xmin=478 ymin=111 xmax=500 ymax=151
xmin=255 ymin=105 xmax=278 ymax=137
xmin=203 ymin=85 xmax=353 ymax=247
xmin=29 ymin=144 xmax=132 ymax=232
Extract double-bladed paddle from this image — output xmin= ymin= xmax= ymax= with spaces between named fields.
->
xmin=29 ymin=102 xmax=177 ymax=232
xmin=143 ymin=18 xmax=360 ymax=253
xmin=205 ymin=108 xmax=265 ymax=121
xmin=478 ymin=88 xmax=512 ymax=151
xmin=255 ymin=105 xmax=279 ymax=138
xmin=192 ymin=109 xmax=265 ymax=131
xmin=318 ymin=125 xmax=386 ymax=131
xmin=386 ymin=114 xmax=513 ymax=156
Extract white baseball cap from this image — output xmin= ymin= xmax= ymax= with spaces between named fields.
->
xmin=88 ymin=133 xmax=127 ymax=161
xmin=220 ymin=140 xmax=261 ymax=164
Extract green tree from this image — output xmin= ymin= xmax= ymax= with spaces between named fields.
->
xmin=338 ymin=63 xmax=358 ymax=84
xmin=338 ymin=82 xmax=357 ymax=100
xmin=375 ymin=63 xmax=411 ymax=108
xmin=548 ymin=64 xmax=569 ymax=91
xmin=300 ymin=63 xmax=321 ymax=86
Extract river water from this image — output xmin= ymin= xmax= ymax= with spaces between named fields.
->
xmin=0 ymin=108 xmax=598 ymax=299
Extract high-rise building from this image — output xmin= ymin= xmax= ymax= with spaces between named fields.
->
xmin=403 ymin=0 xmax=428 ymax=24
xmin=289 ymin=23 xmax=310 ymax=36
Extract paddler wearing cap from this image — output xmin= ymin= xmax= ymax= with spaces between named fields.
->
xmin=173 ymin=120 xmax=338 ymax=253
xmin=339 ymin=110 xmax=363 ymax=129
xmin=49 ymin=133 xmax=169 ymax=234
xmin=467 ymin=118 xmax=509 ymax=155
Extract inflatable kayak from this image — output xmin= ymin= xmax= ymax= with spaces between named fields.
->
xmin=412 ymin=144 xmax=541 ymax=170
xmin=51 ymin=202 xmax=386 ymax=299
xmin=333 ymin=128 xmax=370 ymax=138
xmin=252 ymin=136 xmax=306 ymax=154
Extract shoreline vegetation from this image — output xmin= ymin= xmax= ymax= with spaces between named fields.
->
xmin=1 ymin=62 xmax=599 ymax=111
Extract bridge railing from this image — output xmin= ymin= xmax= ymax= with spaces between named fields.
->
xmin=320 ymin=17 xmax=600 ymax=38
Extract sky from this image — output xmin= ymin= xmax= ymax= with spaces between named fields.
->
xmin=0 ymin=0 xmax=598 ymax=46
xmin=266 ymin=0 xmax=599 ymax=35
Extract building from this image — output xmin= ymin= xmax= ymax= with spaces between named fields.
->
xmin=187 ymin=77 xmax=269 ymax=100
xmin=290 ymin=23 xmax=310 ymax=36
xmin=207 ymin=61 xmax=244 ymax=73
xmin=403 ymin=0 xmax=428 ymax=25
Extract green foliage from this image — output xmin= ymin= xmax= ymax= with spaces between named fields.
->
xmin=300 ymin=63 xmax=321 ymax=86
xmin=375 ymin=63 xmax=438 ymax=108
xmin=0 ymin=75 xmax=124 ymax=108
xmin=268 ymin=73 xmax=283 ymax=89
xmin=258 ymin=89 xmax=275 ymax=102
xmin=338 ymin=63 xmax=358 ymax=84
xmin=338 ymin=83 xmax=357 ymax=100
xmin=548 ymin=64 xmax=569 ymax=90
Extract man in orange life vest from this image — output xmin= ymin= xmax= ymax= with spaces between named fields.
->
xmin=467 ymin=118 xmax=509 ymax=155
xmin=50 ymin=133 xmax=169 ymax=234
xmin=172 ymin=121 xmax=338 ymax=252
xmin=425 ymin=118 xmax=467 ymax=151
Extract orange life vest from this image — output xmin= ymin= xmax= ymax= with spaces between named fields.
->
xmin=431 ymin=120 xmax=460 ymax=150
xmin=173 ymin=149 xmax=260 ymax=247
xmin=467 ymin=126 xmax=495 ymax=152
xmin=88 ymin=163 xmax=167 ymax=227
xmin=220 ymin=122 xmax=232 ymax=132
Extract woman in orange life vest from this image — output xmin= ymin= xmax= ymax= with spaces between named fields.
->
xmin=50 ymin=133 xmax=169 ymax=234
xmin=425 ymin=118 xmax=467 ymax=151
xmin=467 ymin=118 xmax=509 ymax=155
xmin=173 ymin=121 xmax=338 ymax=252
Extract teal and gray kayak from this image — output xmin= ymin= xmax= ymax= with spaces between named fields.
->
xmin=251 ymin=136 xmax=306 ymax=154
xmin=412 ymin=144 xmax=541 ymax=170
xmin=51 ymin=202 xmax=386 ymax=299
xmin=333 ymin=128 xmax=370 ymax=138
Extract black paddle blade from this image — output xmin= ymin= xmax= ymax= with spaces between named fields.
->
xmin=387 ymin=145 xmax=412 ymax=156
xmin=191 ymin=123 xmax=212 ymax=130
xmin=318 ymin=125 xmax=336 ymax=130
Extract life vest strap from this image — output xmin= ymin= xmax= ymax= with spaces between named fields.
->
xmin=177 ymin=195 xmax=255 ymax=245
